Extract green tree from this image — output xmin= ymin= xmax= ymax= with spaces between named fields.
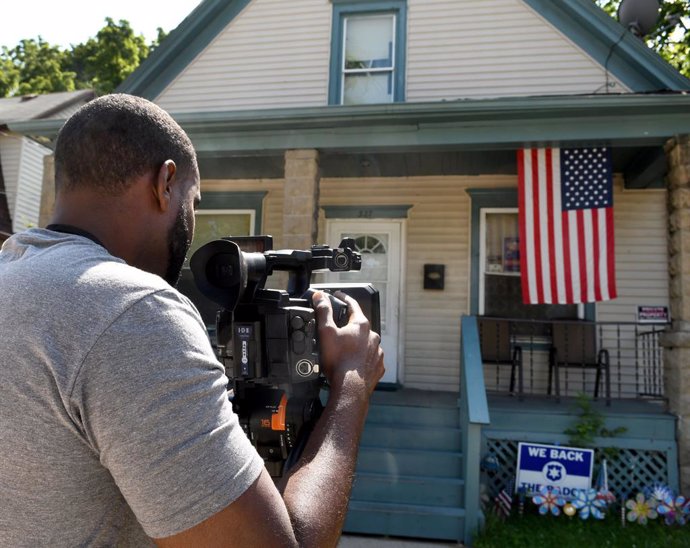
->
xmin=0 ymin=38 xmax=76 ymax=97
xmin=67 ymin=18 xmax=151 ymax=95
xmin=1 ymin=18 xmax=168 ymax=97
xmin=596 ymin=0 xmax=690 ymax=78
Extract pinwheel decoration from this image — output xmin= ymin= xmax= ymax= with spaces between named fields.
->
xmin=531 ymin=485 xmax=565 ymax=516
xmin=657 ymin=494 xmax=689 ymax=526
xmin=644 ymin=483 xmax=673 ymax=504
xmin=571 ymin=488 xmax=607 ymax=520
xmin=625 ymin=493 xmax=658 ymax=525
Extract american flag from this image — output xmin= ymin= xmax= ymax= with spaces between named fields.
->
xmin=518 ymin=147 xmax=617 ymax=305
xmin=494 ymin=488 xmax=513 ymax=519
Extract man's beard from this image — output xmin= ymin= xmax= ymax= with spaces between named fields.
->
xmin=164 ymin=203 xmax=192 ymax=286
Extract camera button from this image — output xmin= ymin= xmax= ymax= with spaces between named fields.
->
xmin=290 ymin=315 xmax=305 ymax=330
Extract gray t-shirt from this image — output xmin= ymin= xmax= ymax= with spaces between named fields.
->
xmin=0 ymin=228 xmax=265 ymax=546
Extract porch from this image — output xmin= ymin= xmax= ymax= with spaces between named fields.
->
xmin=342 ymin=315 xmax=678 ymax=545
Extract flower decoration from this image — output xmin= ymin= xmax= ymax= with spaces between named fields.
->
xmin=571 ymin=488 xmax=607 ymax=520
xmin=657 ymin=494 xmax=688 ymax=526
xmin=644 ymin=483 xmax=673 ymax=504
xmin=625 ymin=493 xmax=658 ymax=525
xmin=531 ymin=485 xmax=565 ymax=516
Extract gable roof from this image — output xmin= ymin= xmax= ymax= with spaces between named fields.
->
xmin=0 ymin=90 xmax=95 ymax=126
xmin=118 ymin=0 xmax=690 ymax=101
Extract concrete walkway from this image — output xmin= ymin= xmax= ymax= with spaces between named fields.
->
xmin=338 ymin=534 xmax=462 ymax=547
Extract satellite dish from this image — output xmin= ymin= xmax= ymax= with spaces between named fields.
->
xmin=617 ymin=0 xmax=660 ymax=37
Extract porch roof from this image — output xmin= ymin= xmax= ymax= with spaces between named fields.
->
xmin=10 ymin=93 xmax=690 ymax=155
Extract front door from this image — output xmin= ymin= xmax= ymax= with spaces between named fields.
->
xmin=326 ymin=220 xmax=403 ymax=384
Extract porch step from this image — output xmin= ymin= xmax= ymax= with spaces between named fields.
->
xmin=344 ymin=500 xmax=465 ymax=541
xmin=356 ymin=446 xmax=463 ymax=477
xmin=365 ymin=403 xmax=459 ymax=428
xmin=344 ymin=394 xmax=465 ymax=542
xmin=360 ymin=423 xmax=462 ymax=452
xmin=351 ymin=472 xmax=464 ymax=507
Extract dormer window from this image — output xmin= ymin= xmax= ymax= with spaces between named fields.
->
xmin=329 ymin=1 xmax=407 ymax=105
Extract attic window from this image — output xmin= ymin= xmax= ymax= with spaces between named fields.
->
xmin=342 ymin=14 xmax=395 ymax=104
xmin=329 ymin=1 xmax=407 ymax=105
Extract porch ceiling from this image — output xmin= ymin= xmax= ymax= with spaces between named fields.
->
xmin=10 ymin=93 xmax=690 ymax=156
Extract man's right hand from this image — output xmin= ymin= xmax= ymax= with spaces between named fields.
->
xmin=311 ymin=290 xmax=385 ymax=396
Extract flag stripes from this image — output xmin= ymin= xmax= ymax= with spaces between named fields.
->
xmin=518 ymin=147 xmax=617 ymax=305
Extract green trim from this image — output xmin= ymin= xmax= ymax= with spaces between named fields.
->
xmin=11 ymin=94 xmax=690 ymax=152
xmin=322 ymin=204 xmax=411 ymax=218
xmin=521 ymin=0 xmax=690 ymax=92
xmin=467 ymin=188 xmax=594 ymax=319
xmin=467 ymin=188 xmax=517 ymax=315
xmin=328 ymin=0 xmax=407 ymax=105
xmin=116 ymin=0 xmax=252 ymax=99
xmin=199 ymin=190 xmax=266 ymax=234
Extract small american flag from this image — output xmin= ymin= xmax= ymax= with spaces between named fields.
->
xmin=518 ymin=147 xmax=617 ymax=304
xmin=494 ymin=488 xmax=513 ymax=519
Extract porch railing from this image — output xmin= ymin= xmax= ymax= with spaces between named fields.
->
xmin=477 ymin=317 xmax=669 ymax=402
xmin=459 ymin=315 xmax=490 ymax=544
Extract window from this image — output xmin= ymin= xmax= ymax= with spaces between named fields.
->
xmin=468 ymin=188 xmax=589 ymax=322
xmin=479 ymin=209 xmax=578 ymax=321
xmin=329 ymin=1 xmax=406 ymax=105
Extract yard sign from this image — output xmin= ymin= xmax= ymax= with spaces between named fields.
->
xmin=516 ymin=442 xmax=594 ymax=497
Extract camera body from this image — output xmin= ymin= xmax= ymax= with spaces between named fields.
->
xmin=190 ymin=235 xmax=380 ymax=477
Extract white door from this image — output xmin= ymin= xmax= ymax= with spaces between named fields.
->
xmin=326 ymin=220 xmax=403 ymax=384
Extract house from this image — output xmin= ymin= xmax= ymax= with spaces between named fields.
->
xmin=9 ymin=0 xmax=690 ymax=543
xmin=0 ymin=90 xmax=95 ymax=242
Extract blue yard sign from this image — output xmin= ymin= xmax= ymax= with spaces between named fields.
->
xmin=516 ymin=442 xmax=594 ymax=497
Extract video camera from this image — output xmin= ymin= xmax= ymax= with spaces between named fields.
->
xmin=190 ymin=235 xmax=380 ymax=477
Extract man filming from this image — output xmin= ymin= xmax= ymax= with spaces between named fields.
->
xmin=0 ymin=93 xmax=384 ymax=547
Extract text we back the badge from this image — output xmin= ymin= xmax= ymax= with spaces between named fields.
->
xmin=515 ymin=442 xmax=594 ymax=497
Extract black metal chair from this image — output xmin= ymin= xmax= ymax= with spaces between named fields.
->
xmin=478 ymin=317 xmax=523 ymax=399
xmin=548 ymin=321 xmax=611 ymax=405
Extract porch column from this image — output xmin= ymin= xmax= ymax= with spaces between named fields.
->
xmin=283 ymin=149 xmax=320 ymax=249
xmin=662 ymin=134 xmax=690 ymax=493
xmin=39 ymin=153 xmax=55 ymax=228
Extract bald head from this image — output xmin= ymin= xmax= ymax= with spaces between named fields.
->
xmin=54 ymin=93 xmax=197 ymax=195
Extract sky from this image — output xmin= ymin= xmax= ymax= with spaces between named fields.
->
xmin=0 ymin=0 xmax=204 ymax=50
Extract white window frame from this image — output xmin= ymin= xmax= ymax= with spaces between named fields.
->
xmin=340 ymin=13 xmax=397 ymax=104
xmin=479 ymin=207 xmax=584 ymax=318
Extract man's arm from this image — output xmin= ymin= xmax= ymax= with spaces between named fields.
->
xmin=155 ymin=291 xmax=384 ymax=548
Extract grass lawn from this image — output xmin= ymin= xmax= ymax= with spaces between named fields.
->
xmin=474 ymin=509 xmax=690 ymax=547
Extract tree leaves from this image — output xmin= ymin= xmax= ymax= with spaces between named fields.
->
xmin=595 ymin=0 xmax=690 ymax=78
xmin=0 ymin=18 xmax=166 ymax=97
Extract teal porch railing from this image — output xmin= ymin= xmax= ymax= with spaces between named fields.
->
xmin=459 ymin=315 xmax=490 ymax=544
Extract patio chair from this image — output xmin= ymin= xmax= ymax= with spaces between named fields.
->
xmin=548 ymin=321 xmax=611 ymax=405
xmin=478 ymin=317 xmax=523 ymax=399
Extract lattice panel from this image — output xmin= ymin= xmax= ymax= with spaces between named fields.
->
xmin=483 ymin=438 xmax=670 ymax=499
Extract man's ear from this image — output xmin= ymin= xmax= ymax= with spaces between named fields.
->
xmin=152 ymin=160 xmax=177 ymax=212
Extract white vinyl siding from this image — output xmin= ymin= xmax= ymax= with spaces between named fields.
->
xmin=156 ymin=0 xmax=626 ymax=112
xmin=156 ymin=0 xmax=332 ymax=112
xmin=13 ymin=138 xmax=50 ymax=232
xmin=597 ymin=183 xmax=669 ymax=322
xmin=406 ymin=0 xmax=628 ymax=100
xmin=0 ymin=135 xmax=22 ymax=215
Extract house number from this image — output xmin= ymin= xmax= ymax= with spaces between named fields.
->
xmin=358 ymin=209 xmax=373 ymax=218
